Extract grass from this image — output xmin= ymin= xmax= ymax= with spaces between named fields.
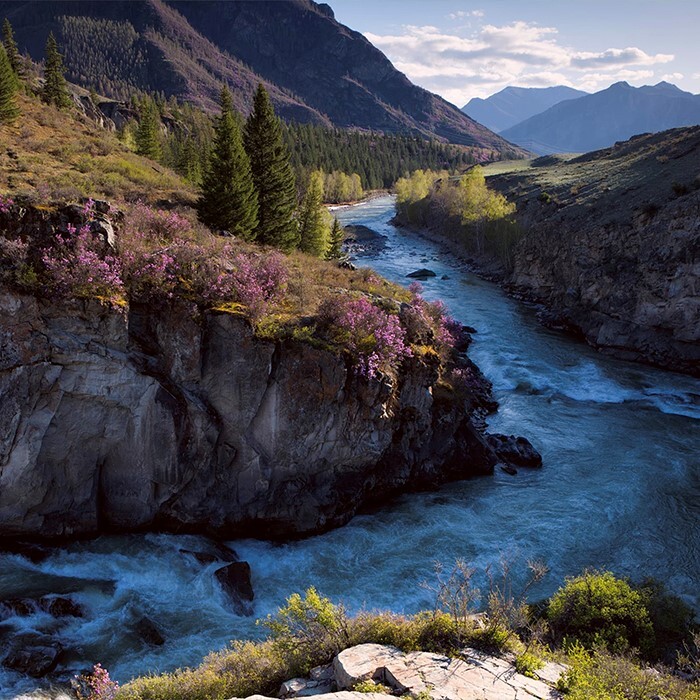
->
xmin=0 ymin=94 xmax=195 ymax=205
xmin=484 ymin=125 xmax=700 ymax=221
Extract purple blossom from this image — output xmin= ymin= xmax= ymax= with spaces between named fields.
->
xmin=0 ymin=195 xmax=14 ymax=214
xmin=73 ymin=663 xmax=119 ymax=700
xmin=320 ymin=295 xmax=411 ymax=378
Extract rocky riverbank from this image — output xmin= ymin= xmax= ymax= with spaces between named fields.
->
xmin=392 ymin=127 xmax=700 ymax=376
xmin=487 ymin=129 xmax=700 ymax=376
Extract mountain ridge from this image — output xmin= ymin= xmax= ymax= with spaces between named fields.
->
xmin=500 ymin=80 xmax=700 ymax=154
xmin=0 ymin=0 xmax=524 ymax=153
xmin=462 ymin=85 xmax=588 ymax=133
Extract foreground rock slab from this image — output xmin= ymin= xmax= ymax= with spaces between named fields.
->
xmin=233 ymin=643 xmax=565 ymax=700
xmin=333 ymin=643 xmax=563 ymax=700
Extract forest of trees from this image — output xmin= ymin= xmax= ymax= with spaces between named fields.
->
xmin=394 ymin=167 xmax=521 ymax=268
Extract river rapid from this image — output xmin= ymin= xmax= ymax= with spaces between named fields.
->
xmin=2 ymin=195 xmax=699 ymax=697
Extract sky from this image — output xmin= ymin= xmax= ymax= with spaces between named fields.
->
xmin=327 ymin=0 xmax=700 ymax=107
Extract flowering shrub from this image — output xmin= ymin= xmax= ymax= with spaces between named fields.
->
xmin=319 ymin=295 xmax=411 ymax=378
xmin=228 ymin=252 xmax=289 ymax=319
xmin=118 ymin=204 xmax=289 ymax=318
xmin=401 ymin=282 xmax=459 ymax=357
xmin=123 ymin=202 xmax=193 ymax=243
xmin=0 ymin=194 xmax=14 ymax=214
xmin=73 ymin=663 xmax=119 ymax=700
xmin=42 ymin=222 xmax=124 ymax=304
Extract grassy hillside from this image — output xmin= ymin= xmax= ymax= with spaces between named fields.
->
xmin=0 ymin=93 xmax=195 ymax=204
xmin=483 ymin=126 xmax=700 ymax=218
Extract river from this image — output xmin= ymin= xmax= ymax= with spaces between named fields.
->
xmin=2 ymin=195 xmax=699 ymax=697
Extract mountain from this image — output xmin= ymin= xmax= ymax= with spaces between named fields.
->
xmin=0 ymin=0 xmax=524 ymax=153
xmin=500 ymin=81 xmax=700 ymax=154
xmin=0 ymin=0 xmax=329 ymax=122
xmin=462 ymin=85 xmax=588 ymax=133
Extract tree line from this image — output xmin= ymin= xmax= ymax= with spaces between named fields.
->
xmin=197 ymin=84 xmax=343 ymax=258
xmin=394 ymin=167 xmax=521 ymax=268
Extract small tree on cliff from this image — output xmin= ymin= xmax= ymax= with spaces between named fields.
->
xmin=244 ymin=83 xmax=298 ymax=252
xmin=325 ymin=217 xmax=344 ymax=260
xmin=197 ymin=86 xmax=258 ymax=239
xmin=298 ymin=170 xmax=330 ymax=257
xmin=42 ymin=32 xmax=71 ymax=109
xmin=2 ymin=19 xmax=21 ymax=77
xmin=0 ymin=44 xmax=19 ymax=124
xmin=135 ymin=97 xmax=162 ymax=160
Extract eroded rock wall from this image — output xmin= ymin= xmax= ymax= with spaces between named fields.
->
xmin=0 ymin=291 xmax=498 ymax=541
xmin=509 ymin=191 xmax=700 ymax=374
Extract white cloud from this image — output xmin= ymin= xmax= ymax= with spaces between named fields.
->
xmin=571 ymin=47 xmax=673 ymax=68
xmin=661 ymin=72 xmax=684 ymax=82
xmin=365 ymin=21 xmax=676 ymax=105
xmin=448 ymin=10 xmax=484 ymax=20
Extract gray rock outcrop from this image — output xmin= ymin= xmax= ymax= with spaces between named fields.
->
xmin=0 ymin=284 xmax=505 ymax=541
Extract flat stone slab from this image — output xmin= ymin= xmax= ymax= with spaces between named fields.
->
xmin=333 ymin=643 xmax=563 ymax=700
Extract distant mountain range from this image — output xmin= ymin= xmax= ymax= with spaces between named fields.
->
xmin=0 ymin=0 xmax=523 ymax=154
xmin=462 ymin=85 xmax=588 ymax=133
xmin=500 ymin=81 xmax=700 ymax=155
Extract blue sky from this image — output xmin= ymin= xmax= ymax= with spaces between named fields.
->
xmin=328 ymin=0 xmax=700 ymax=106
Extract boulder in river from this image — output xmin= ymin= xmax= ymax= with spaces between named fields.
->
xmin=215 ymin=561 xmax=254 ymax=616
xmin=2 ymin=633 xmax=63 ymax=677
xmin=134 ymin=616 xmax=165 ymax=646
xmin=342 ymin=224 xmax=388 ymax=257
xmin=406 ymin=268 xmax=437 ymax=279
xmin=487 ymin=434 xmax=543 ymax=468
xmin=41 ymin=595 xmax=83 ymax=618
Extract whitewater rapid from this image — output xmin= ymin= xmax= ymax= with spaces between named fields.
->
xmin=1 ymin=195 xmax=698 ymax=697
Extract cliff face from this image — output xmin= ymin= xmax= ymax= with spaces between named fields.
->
xmin=509 ymin=191 xmax=700 ymax=374
xmin=485 ymin=127 xmax=700 ymax=376
xmin=0 ymin=290 xmax=498 ymax=542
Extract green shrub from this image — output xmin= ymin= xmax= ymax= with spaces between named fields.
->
xmin=514 ymin=651 xmax=544 ymax=678
xmin=638 ymin=578 xmax=696 ymax=660
xmin=558 ymin=643 xmax=700 ymax=700
xmin=548 ymin=571 xmax=655 ymax=655
xmin=352 ymin=679 xmax=391 ymax=693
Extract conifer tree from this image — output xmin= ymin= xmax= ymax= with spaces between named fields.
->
xmin=298 ymin=170 xmax=330 ymax=257
xmin=135 ymin=97 xmax=162 ymax=160
xmin=197 ymin=86 xmax=258 ymax=239
xmin=325 ymin=217 xmax=344 ymax=260
xmin=0 ymin=44 xmax=19 ymax=124
xmin=244 ymin=83 xmax=298 ymax=252
xmin=42 ymin=32 xmax=70 ymax=109
xmin=2 ymin=19 xmax=20 ymax=77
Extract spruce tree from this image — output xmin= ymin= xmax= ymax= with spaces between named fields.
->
xmin=197 ymin=86 xmax=258 ymax=239
xmin=135 ymin=97 xmax=162 ymax=160
xmin=2 ymin=19 xmax=20 ymax=76
xmin=0 ymin=44 xmax=18 ymax=124
xmin=326 ymin=217 xmax=344 ymax=260
xmin=244 ymin=83 xmax=298 ymax=252
xmin=42 ymin=32 xmax=70 ymax=109
xmin=298 ymin=170 xmax=330 ymax=257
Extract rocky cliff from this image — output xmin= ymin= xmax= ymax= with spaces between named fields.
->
xmin=0 ymin=286 xmax=510 ymax=542
xmin=486 ymin=127 xmax=700 ymax=376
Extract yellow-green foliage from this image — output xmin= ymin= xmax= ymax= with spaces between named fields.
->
xmin=548 ymin=571 xmax=655 ymax=655
xmin=394 ymin=166 xmax=520 ymax=267
xmin=322 ymin=170 xmax=364 ymax=203
xmin=455 ymin=166 xmax=515 ymax=225
xmin=558 ymin=644 xmax=700 ymax=700
xmin=395 ymin=168 xmax=448 ymax=207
